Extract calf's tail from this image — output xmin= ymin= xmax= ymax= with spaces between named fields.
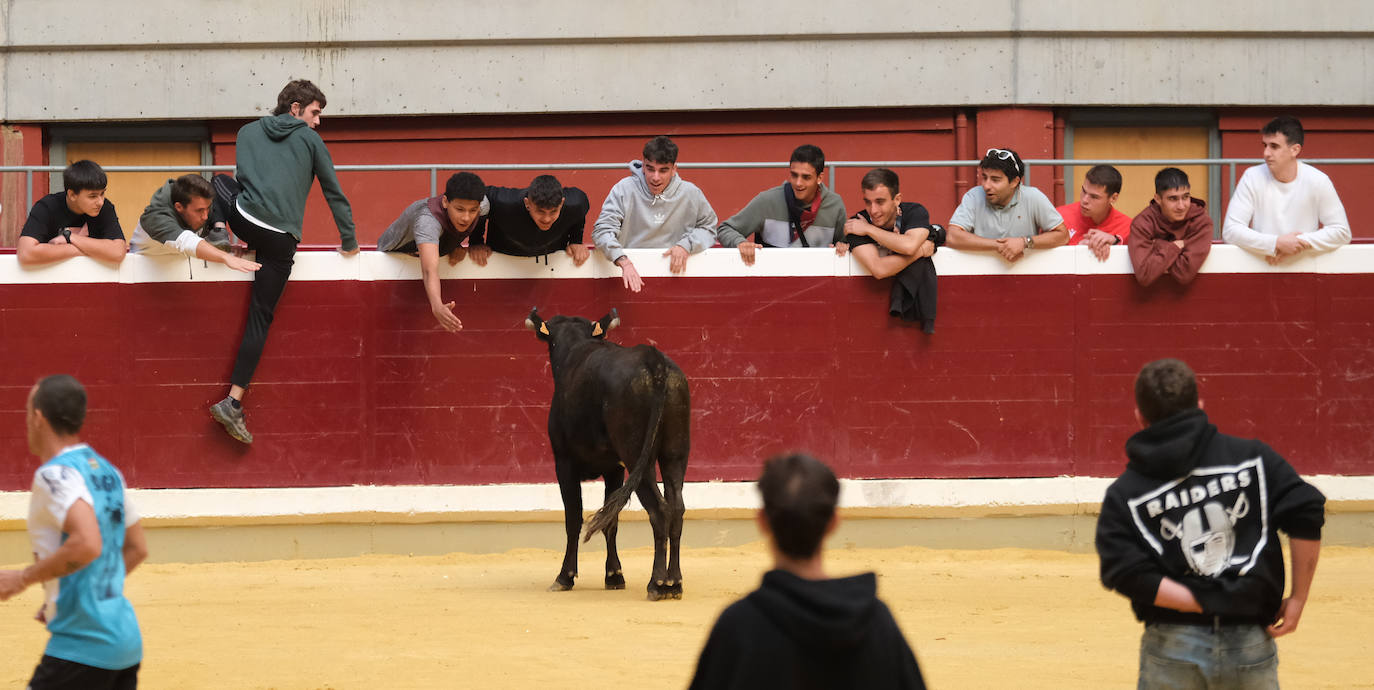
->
xmin=582 ymin=365 xmax=668 ymax=543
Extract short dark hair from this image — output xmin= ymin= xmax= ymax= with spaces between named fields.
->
xmin=980 ymin=147 xmax=1024 ymax=183
xmin=1262 ymin=116 xmax=1304 ymax=147
xmin=444 ymin=172 xmax=485 ymax=202
xmin=860 ymin=168 xmax=900 ymax=196
xmin=1135 ymin=359 xmax=1199 ymax=425
xmin=1084 ymin=165 xmax=1123 ymax=197
xmin=790 ymin=145 xmax=826 ymax=174
xmin=33 ymin=375 xmax=87 ymax=436
xmin=170 ymin=174 xmax=214 ymax=206
xmin=526 ymin=175 xmax=565 ymax=209
xmin=1154 ymin=167 xmax=1191 ymax=194
xmin=271 ymin=79 xmax=328 ymax=116
xmin=63 ymin=160 xmax=107 ymax=193
xmin=642 ymin=136 xmax=679 ymax=165
xmin=758 ymin=453 xmax=840 ymax=560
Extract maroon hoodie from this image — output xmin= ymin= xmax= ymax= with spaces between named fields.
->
xmin=1128 ymin=198 xmax=1213 ymax=286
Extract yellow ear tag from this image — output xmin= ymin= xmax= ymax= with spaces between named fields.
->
xmin=592 ymin=323 xmax=603 ymax=336
xmin=539 ymin=323 xmax=550 ymax=335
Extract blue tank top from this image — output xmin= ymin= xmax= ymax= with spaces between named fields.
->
xmin=43 ymin=446 xmax=142 ymax=670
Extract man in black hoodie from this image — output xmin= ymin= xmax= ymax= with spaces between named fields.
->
xmin=688 ymin=453 xmax=926 ymax=690
xmin=1096 ymin=358 xmax=1325 ymax=688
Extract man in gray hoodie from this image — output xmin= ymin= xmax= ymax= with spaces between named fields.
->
xmin=131 ymin=174 xmax=261 ymax=272
xmin=592 ymin=136 xmax=717 ymax=292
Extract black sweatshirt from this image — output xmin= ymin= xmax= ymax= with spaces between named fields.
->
xmin=1096 ymin=409 xmax=1326 ymax=625
xmin=689 ymin=569 xmax=926 ymax=690
xmin=478 ymin=185 xmax=590 ymax=257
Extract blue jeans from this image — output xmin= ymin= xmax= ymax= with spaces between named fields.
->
xmin=1139 ymin=622 xmax=1278 ymax=689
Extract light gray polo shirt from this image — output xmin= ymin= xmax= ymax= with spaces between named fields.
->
xmin=948 ymin=185 xmax=1063 ymax=239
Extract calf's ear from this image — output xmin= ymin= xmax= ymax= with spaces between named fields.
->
xmin=591 ymin=308 xmax=620 ymax=338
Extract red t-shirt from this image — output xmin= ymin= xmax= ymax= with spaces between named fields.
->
xmin=1057 ymin=203 xmax=1132 ymax=245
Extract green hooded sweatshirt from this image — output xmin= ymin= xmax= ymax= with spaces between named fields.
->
xmin=234 ymin=113 xmax=357 ymax=250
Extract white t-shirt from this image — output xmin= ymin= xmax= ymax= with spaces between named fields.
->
xmin=1221 ymin=161 xmax=1351 ymax=256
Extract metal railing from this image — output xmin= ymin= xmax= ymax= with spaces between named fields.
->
xmin=4 ymin=158 xmax=1372 ymax=211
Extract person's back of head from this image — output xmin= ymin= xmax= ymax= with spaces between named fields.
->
xmin=444 ymin=172 xmax=486 ymax=202
xmin=790 ymin=145 xmax=826 ymax=174
xmin=170 ymin=174 xmax=214 ymax=206
xmin=271 ymin=79 xmax=327 ymax=115
xmin=860 ymin=168 xmax=900 ymax=196
xmin=1262 ymin=116 xmax=1304 ymax=147
xmin=643 ymin=136 xmax=679 ymax=165
xmin=33 ymin=374 xmax=87 ymax=436
xmin=1154 ymin=167 xmax=1190 ymax=195
xmin=759 ymin=453 xmax=840 ymax=560
xmin=526 ymin=175 xmax=565 ymax=210
xmin=63 ymin=160 xmax=107 ymax=194
xmin=1135 ymin=358 xmax=1199 ymax=425
xmin=1085 ymin=165 xmax=1123 ymax=197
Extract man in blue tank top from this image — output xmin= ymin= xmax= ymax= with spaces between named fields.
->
xmin=0 ymin=375 xmax=148 ymax=689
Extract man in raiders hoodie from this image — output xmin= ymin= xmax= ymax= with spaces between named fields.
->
xmin=689 ymin=453 xmax=926 ymax=689
xmin=1096 ymin=358 xmax=1325 ymax=688
xmin=591 ymin=135 xmax=717 ymax=293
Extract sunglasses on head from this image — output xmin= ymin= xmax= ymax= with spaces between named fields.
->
xmin=985 ymin=148 xmax=1021 ymax=174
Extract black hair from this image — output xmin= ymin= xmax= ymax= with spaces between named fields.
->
xmin=63 ymin=160 xmax=108 ymax=193
xmin=526 ymin=175 xmax=565 ymax=209
xmin=1135 ymin=359 xmax=1199 ymax=425
xmin=33 ymin=375 xmax=87 ymax=436
xmin=642 ymin=136 xmax=679 ymax=165
xmin=444 ymin=172 xmax=486 ymax=202
xmin=790 ymin=144 xmax=826 ymax=174
xmin=1084 ymin=165 xmax=1123 ymax=197
xmin=1262 ymin=116 xmax=1304 ymax=147
xmin=860 ymin=168 xmax=900 ymax=196
xmin=1154 ymin=167 xmax=1191 ymax=194
xmin=170 ymin=174 xmax=214 ymax=206
xmin=980 ymin=148 xmax=1024 ymax=183
xmin=271 ymin=79 xmax=328 ymax=116
xmin=758 ymin=453 xmax=840 ymax=560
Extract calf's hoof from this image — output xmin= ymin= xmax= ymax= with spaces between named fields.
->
xmin=646 ymin=580 xmax=684 ymax=601
xmin=605 ymin=570 xmax=626 ymax=590
xmin=548 ymin=572 xmax=576 ymax=592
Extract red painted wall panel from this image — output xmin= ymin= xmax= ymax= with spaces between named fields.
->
xmin=0 ymin=269 xmax=1368 ymax=491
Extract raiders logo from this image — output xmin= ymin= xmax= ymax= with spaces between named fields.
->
xmin=1126 ymin=457 xmax=1270 ymax=578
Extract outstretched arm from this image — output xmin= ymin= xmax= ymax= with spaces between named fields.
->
xmin=419 ymin=242 xmax=461 ymax=332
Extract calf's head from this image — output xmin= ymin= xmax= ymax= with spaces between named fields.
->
xmin=525 ymin=308 xmax=620 ymax=344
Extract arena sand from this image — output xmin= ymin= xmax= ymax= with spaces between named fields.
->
xmin=3 ymin=544 xmax=1371 ymax=688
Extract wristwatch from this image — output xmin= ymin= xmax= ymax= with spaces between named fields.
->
xmin=60 ymin=228 xmax=72 ymax=244
xmin=1024 ymin=235 xmax=1035 ymax=250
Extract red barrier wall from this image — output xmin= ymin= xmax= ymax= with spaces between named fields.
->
xmin=1 ymin=263 xmax=1368 ymax=491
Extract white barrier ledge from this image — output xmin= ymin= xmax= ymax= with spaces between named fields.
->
xmin=2 ymin=476 xmax=1370 ymax=526
xmin=0 ymin=244 xmax=1370 ymax=285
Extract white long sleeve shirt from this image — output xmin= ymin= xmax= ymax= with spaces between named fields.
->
xmin=1222 ymin=161 xmax=1351 ymax=256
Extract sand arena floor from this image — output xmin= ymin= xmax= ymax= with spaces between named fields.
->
xmin=3 ymin=542 xmax=1372 ymax=688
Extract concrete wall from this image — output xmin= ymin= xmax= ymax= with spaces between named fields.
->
xmin=3 ymin=0 xmax=1372 ymax=121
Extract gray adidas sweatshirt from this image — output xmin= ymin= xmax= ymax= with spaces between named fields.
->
xmin=592 ymin=161 xmax=718 ymax=264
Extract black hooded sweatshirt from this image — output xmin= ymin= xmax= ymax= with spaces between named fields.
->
xmin=688 ymin=569 xmax=925 ymax=690
xmin=1095 ymin=409 xmax=1325 ymax=626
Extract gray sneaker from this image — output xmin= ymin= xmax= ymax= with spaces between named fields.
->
xmin=210 ymin=397 xmax=253 ymax=444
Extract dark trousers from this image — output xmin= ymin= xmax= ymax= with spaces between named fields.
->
xmin=30 ymin=655 xmax=139 ymax=690
xmin=227 ymin=203 xmax=297 ymax=389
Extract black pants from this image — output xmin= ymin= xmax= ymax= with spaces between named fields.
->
xmin=227 ymin=203 xmax=297 ymax=389
xmin=30 ymin=655 xmax=139 ymax=690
